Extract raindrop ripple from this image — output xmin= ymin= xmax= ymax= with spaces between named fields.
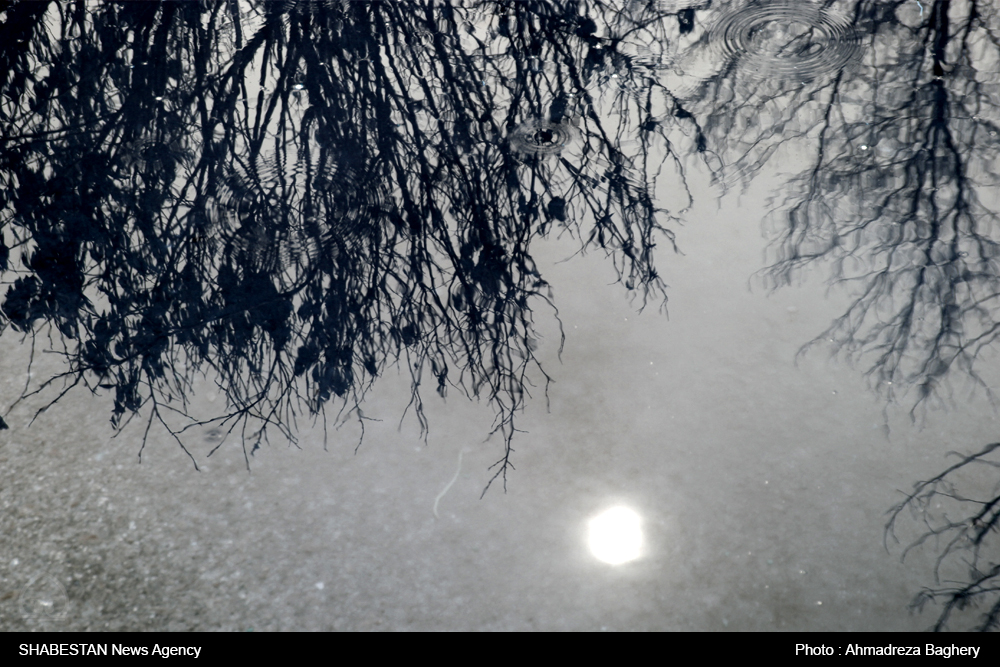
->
xmin=508 ymin=119 xmax=580 ymax=156
xmin=709 ymin=2 xmax=861 ymax=80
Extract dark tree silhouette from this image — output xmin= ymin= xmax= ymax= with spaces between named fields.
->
xmin=4 ymin=0 xmax=999 ymax=630
xmin=620 ymin=0 xmax=1000 ymax=631
xmin=680 ymin=0 xmax=1000 ymax=631
xmin=887 ymin=442 xmax=1000 ymax=632
xmin=0 ymin=0 xmax=704 ymax=490
xmin=750 ymin=0 xmax=1000 ymax=415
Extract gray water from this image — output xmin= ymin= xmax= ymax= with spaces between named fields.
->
xmin=2 ymin=0 xmax=999 ymax=632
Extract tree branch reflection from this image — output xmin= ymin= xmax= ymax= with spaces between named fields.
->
xmin=0 ymin=1 xmax=698 ymax=491
xmin=692 ymin=0 xmax=1000 ymax=631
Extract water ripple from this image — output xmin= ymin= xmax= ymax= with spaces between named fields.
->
xmin=508 ymin=118 xmax=580 ymax=157
xmin=709 ymin=1 xmax=862 ymax=80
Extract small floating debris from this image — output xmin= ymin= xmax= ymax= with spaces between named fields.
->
xmin=508 ymin=118 xmax=580 ymax=156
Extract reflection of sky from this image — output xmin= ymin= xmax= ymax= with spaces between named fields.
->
xmin=4 ymin=0 xmax=1000 ymax=633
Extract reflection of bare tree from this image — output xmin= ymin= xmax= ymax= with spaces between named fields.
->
xmin=752 ymin=0 xmax=1000 ymax=412
xmin=674 ymin=1 xmax=863 ymax=186
xmin=645 ymin=0 xmax=1000 ymax=631
xmin=0 ymin=1 xmax=700 ymax=489
xmin=687 ymin=0 xmax=1000 ymax=631
xmin=886 ymin=442 xmax=1000 ymax=631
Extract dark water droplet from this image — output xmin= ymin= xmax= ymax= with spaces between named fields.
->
xmin=678 ymin=8 xmax=696 ymax=35
xmin=508 ymin=118 xmax=580 ymax=156
xmin=576 ymin=17 xmax=598 ymax=38
xmin=709 ymin=2 xmax=861 ymax=81
xmin=547 ymin=197 xmax=567 ymax=222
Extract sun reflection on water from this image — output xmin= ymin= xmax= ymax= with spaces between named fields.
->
xmin=587 ymin=506 xmax=644 ymax=565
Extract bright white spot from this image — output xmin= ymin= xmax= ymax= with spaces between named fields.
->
xmin=315 ymin=582 xmax=324 ymax=590
xmin=588 ymin=506 xmax=643 ymax=565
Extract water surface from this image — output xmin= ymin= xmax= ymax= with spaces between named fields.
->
xmin=2 ymin=0 xmax=999 ymax=632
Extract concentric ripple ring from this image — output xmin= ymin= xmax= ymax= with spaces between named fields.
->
xmin=508 ymin=119 xmax=580 ymax=156
xmin=709 ymin=1 xmax=861 ymax=80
